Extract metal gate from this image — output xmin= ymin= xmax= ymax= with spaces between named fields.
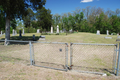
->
xmin=70 ymin=43 xmax=118 ymax=75
xmin=29 ymin=41 xmax=68 ymax=71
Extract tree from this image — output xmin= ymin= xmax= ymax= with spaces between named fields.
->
xmin=36 ymin=7 xmax=52 ymax=32
xmin=0 ymin=0 xmax=46 ymax=41
xmin=10 ymin=19 xmax=17 ymax=29
xmin=23 ymin=8 xmax=35 ymax=33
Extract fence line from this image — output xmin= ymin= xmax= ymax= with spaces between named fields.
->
xmin=0 ymin=39 xmax=120 ymax=76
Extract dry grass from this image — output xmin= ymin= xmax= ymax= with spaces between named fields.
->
xmin=0 ymin=62 xmax=120 ymax=80
xmin=0 ymin=32 xmax=120 ymax=79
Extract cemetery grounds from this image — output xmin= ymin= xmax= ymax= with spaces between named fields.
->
xmin=0 ymin=32 xmax=120 ymax=80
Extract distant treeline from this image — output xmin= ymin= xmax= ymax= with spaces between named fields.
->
xmin=0 ymin=6 xmax=120 ymax=34
xmin=52 ymin=6 xmax=120 ymax=34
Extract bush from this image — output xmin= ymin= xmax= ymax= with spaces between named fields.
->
xmin=41 ymin=33 xmax=49 ymax=35
xmin=24 ymin=27 xmax=36 ymax=33
xmin=56 ymin=33 xmax=59 ymax=35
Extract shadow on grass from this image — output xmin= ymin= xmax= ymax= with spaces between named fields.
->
xmin=71 ymin=65 xmax=114 ymax=74
xmin=0 ymin=36 xmax=40 ymax=45
xmin=34 ymin=61 xmax=66 ymax=70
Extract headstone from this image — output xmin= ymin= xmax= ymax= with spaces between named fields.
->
xmin=51 ymin=26 xmax=53 ymax=33
xmin=1 ymin=31 xmax=2 ymax=35
xmin=12 ymin=29 xmax=15 ymax=36
xmin=63 ymin=28 xmax=66 ymax=33
xmin=107 ymin=30 xmax=109 ymax=35
xmin=56 ymin=25 xmax=59 ymax=33
xmin=69 ymin=29 xmax=73 ymax=33
xmin=105 ymin=30 xmax=112 ymax=39
xmin=22 ymin=29 xmax=24 ymax=35
xmin=37 ymin=29 xmax=40 ymax=33
xmin=19 ymin=30 xmax=22 ymax=38
xmin=104 ymin=37 xmax=112 ymax=39
xmin=60 ymin=30 xmax=63 ymax=33
xmin=39 ymin=35 xmax=46 ymax=40
xmin=96 ymin=30 xmax=100 ymax=35
xmin=117 ymin=36 xmax=120 ymax=39
xmin=33 ymin=35 xmax=35 ymax=41
xmin=111 ymin=33 xmax=113 ymax=35
xmin=15 ymin=30 xmax=17 ymax=35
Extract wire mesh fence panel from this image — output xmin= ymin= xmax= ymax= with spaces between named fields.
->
xmin=70 ymin=43 xmax=117 ymax=74
xmin=0 ymin=40 xmax=30 ymax=65
xmin=32 ymin=42 xmax=68 ymax=71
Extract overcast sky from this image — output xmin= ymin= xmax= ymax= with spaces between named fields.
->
xmin=44 ymin=0 xmax=120 ymax=15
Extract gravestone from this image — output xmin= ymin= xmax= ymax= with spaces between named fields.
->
xmin=12 ymin=29 xmax=15 ymax=36
xmin=104 ymin=37 xmax=112 ymax=39
xmin=117 ymin=34 xmax=120 ymax=38
xmin=51 ymin=26 xmax=53 ymax=33
xmin=19 ymin=30 xmax=22 ymax=38
xmin=107 ymin=30 xmax=109 ymax=35
xmin=96 ymin=30 xmax=100 ymax=35
xmin=39 ymin=35 xmax=46 ymax=40
xmin=37 ymin=29 xmax=40 ymax=33
xmin=22 ymin=29 xmax=24 ymax=35
xmin=33 ymin=35 xmax=35 ymax=41
xmin=69 ymin=29 xmax=73 ymax=33
xmin=56 ymin=25 xmax=59 ymax=33
xmin=60 ymin=30 xmax=63 ymax=33
xmin=1 ymin=31 xmax=2 ymax=35
xmin=15 ymin=30 xmax=17 ymax=35
xmin=63 ymin=28 xmax=66 ymax=33
xmin=105 ymin=30 xmax=112 ymax=39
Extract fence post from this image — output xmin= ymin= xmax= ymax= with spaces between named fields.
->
xmin=116 ymin=43 xmax=120 ymax=76
xmin=65 ymin=43 xmax=68 ymax=70
xmin=113 ymin=44 xmax=118 ymax=74
xmin=70 ymin=43 xmax=73 ymax=69
xmin=29 ymin=41 xmax=33 ymax=65
xmin=4 ymin=39 xmax=8 ymax=46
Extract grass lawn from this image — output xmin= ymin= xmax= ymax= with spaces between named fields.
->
xmin=0 ymin=32 xmax=118 ymax=44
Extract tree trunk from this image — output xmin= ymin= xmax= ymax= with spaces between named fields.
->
xmin=5 ymin=15 xmax=10 ymax=45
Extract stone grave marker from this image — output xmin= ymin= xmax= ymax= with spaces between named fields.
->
xmin=39 ymin=35 xmax=45 ymax=40
xmin=0 ymin=31 xmax=2 ymax=37
xmin=105 ymin=30 xmax=112 ymax=39
xmin=51 ymin=26 xmax=53 ymax=33
xmin=107 ymin=30 xmax=109 ymax=35
xmin=15 ymin=30 xmax=17 ymax=35
xmin=33 ymin=35 xmax=35 ymax=41
xmin=69 ymin=29 xmax=73 ymax=33
xmin=12 ymin=29 xmax=15 ymax=36
xmin=22 ymin=29 xmax=24 ymax=35
xmin=19 ymin=30 xmax=22 ymax=38
xmin=96 ymin=30 xmax=100 ymax=35
xmin=56 ymin=25 xmax=59 ymax=33
xmin=37 ymin=29 xmax=40 ymax=33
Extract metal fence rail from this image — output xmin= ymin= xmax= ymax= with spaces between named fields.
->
xmin=70 ymin=43 xmax=118 ymax=75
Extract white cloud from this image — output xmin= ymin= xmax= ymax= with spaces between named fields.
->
xmin=80 ymin=0 xmax=93 ymax=3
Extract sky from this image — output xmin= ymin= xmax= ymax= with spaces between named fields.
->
xmin=44 ymin=0 xmax=120 ymax=15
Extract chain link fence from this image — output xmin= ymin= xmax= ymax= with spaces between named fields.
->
xmin=70 ymin=43 xmax=118 ymax=75
xmin=1 ymin=39 xmax=120 ymax=75
xmin=30 ymin=41 xmax=68 ymax=71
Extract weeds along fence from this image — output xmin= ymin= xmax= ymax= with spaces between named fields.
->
xmin=0 ymin=39 xmax=120 ymax=76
